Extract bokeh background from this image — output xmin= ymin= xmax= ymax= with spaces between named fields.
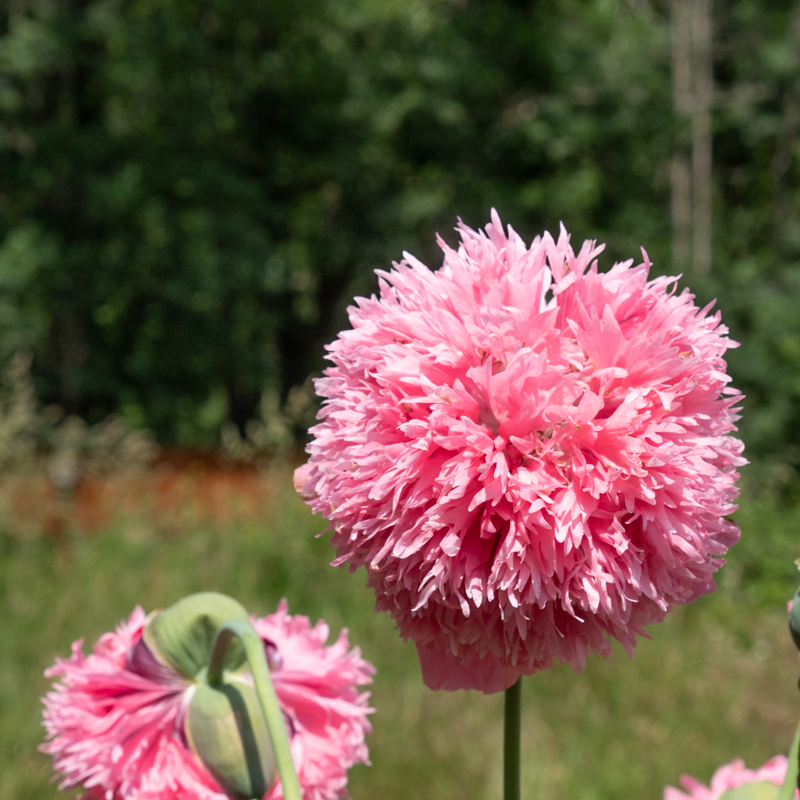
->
xmin=3 ymin=1 xmax=800 ymax=798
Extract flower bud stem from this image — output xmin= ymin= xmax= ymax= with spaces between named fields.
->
xmin=504 ymin=678 xmax=522 ymax=800
xmin=207 ymin=619 xmax=302 ymax=800
xmin=777 ymin=716 xmax=800 ymax=800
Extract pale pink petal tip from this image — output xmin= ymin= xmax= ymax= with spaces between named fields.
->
xmin=664 ymin=756 xmax=797 ymax=799
xmin=299 ymin=212 xmax=745 ymax=694
xmin=41 ymin=602 xmax=374 ymax=800
xmin=293 ymin=462 xmax=315 ymax=500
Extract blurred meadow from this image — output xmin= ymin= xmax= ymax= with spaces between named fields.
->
xmin=4 ymin=469 xmax=800 ymax=800
xmin=2 ymin=0 xmax=800 ymax=798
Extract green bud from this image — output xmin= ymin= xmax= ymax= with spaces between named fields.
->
xmin=143 ymin=592 xmax=251 ymax=678
xmin=185 ymin=678 xmax=277 ymax=800
xmin=790 ymin=583 xmax=800 ymax=652
xmin=139 ymin=593 xmax=281 ymax=799
xmin=719 ymin=782 xmax=780 ymax=800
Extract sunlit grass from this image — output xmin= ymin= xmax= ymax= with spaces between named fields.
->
xmin=2 ymin=467 xmax=799 ymax=799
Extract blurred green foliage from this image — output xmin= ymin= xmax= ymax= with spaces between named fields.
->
xmin=3 ymin=470 xmax=800 ymax=800
xmin=0 ymin=0 xmax=799 ymax=458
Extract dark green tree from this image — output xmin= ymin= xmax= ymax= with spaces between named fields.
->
xmin=0 ymin=0 xmax=799 ymax=461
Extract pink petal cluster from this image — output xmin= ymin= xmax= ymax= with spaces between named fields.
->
xmin=295 ymin=211 xmax=745 ymax=694
xmin=41 ymin=601 xmax=374 ymax=800
xmin=665 ymin=756 xmax=794 ymax=799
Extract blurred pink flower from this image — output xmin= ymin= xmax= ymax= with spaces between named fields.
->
xmin=41 ymin=601 xmax=374 ymax=800
xmin=665 ymin=756 xmax=794 ymax=799
xmin=295 ymin=211 xmax=745 ymax=694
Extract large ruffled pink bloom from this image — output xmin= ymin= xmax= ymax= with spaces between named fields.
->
xmin=665 ymin=756 xmax=795 ymax=799
xmin=295 ymin=211 xmax=745 ymax=694
xmin=41 ymin=601 xmax=374 ymax=800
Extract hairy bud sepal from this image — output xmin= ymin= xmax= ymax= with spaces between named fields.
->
xmin=144 ymin=592 xmax=251 ymax=678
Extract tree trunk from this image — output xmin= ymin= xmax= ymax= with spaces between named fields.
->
xmin=670 ymin=0 xmax=713 ymax=274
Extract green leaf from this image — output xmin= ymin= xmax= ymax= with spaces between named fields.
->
xmin=719 ymin=782 xmax=780 ymax=800
xmin=143 ymin=592 xmax=251 ymax=678
xmin=186 ymin=678 xmax=277 ymax=800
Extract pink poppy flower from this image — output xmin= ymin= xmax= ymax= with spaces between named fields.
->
xmin=295 ymin=211 xmax=745 ymax=694
xmin=41 ymin=600 xmax=374 ymax=800
xmin=665 ymin=756 xmax=795 ymax=799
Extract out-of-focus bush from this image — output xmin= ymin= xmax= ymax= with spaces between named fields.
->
xmin=221 ymin=380 xmax=316 ymax=465
xmin=0 ymin=0 xmax=674 ymax=445
xmin=0 ymin=352 xmax=156 ymax=483
xmin=0 ymin=0 xmax=799 ymax=466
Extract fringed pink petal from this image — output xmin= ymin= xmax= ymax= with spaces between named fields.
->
xmin=297 ymin=212 xmax=745 ymax=693
xmin=43 ymin=602 xmax=374 ymax=800
xmin=664 ymin=756 xmax=796 ymax=800
xmin=252 ymin=601 xmax=374 ymax=800
xmin=41 ymin=609 xmax=226 ymax=800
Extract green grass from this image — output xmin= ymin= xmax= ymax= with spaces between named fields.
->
xmin=3 ymin=468 xmax=800 ymax=799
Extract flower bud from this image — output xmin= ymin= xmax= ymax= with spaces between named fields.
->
xmin=719 ymin=782 xmax=779 ymax=799
xmin=140 ymin=592 xmax=278 ymax=799
xmin=43 ymin=597 xmax=373 ymax=800
xmin=143 ymin=591 xmax=251 ymax=678
xmin=185 ymin=679 xmax=277 ymax=800
xmin=790 ymin=584 xmax=800 ymax=651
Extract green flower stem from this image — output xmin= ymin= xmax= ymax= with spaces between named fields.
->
xmin=504 ymin=678 xmax=522 ymax=800
xmin=777 ymin=716 xmax=800 ymax=800
xmin=207 ymin=619 xmax=302 ymax=800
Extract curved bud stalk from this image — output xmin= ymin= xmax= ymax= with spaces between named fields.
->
xmin=140 ymin=592 xmax=302 ymax=800
xmin=206 ymin=619 xmax=302 ymax=800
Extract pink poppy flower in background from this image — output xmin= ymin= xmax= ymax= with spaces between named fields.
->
xmin=665 ymin=756 xmax=795 ymax=799
xmin=295 ymin=211 xmax=745 ymax=694
xmin=41 ymin=600 xmax=374 ymax=800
